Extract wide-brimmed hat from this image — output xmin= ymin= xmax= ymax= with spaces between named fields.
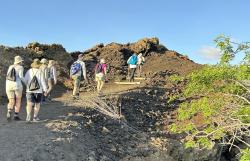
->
xmin=31 ymin=59 xmax=41 ymax=68
xmin=100 ymin=58 xmax=105 ymax=63
xmin=40 ymin=58 xmax=48 ymax=64
xmin=14 ymin=56 xmax=24 ymax=65
xmin=48 ymin=60 xmax=55 ymax=66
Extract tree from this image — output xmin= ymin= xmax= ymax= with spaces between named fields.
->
xmin=170 ymin=35 xmax=250 ymax=160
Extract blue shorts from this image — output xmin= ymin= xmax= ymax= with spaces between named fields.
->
xmin=26 ymin=93 xmax=43 ymax=104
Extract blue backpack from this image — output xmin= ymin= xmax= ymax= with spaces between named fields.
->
xmin=128 ymin=55 xmax=138 ymax=65
xmin=70 ymin=62 xmax=82 ymax=75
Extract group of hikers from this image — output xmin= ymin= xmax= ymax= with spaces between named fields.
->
xmin=5 ymin=56 xmax=57 ymax=122
xmin=4 ymin=52 xmax=145 ymax=122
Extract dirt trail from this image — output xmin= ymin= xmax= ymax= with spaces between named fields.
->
xmin=0 ymin=82 xmax=145 ymax=161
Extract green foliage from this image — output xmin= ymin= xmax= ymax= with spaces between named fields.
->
xmin=214 ymin=34 xmax=250 ymax=64
xmin=240 ymin=148 xmax=250 ymax=161
xmin=235 ymin=105 xmax=250 ymax=123
xmin=169 ymin=74 xmax=185 ymax=84
xmin=184 ymin=64 xmax=249 ymax=97
xmin=185 ymin=140 xmax=196 ymax=149
xmin=170 ymin=35 xmax=250 ymax=152
xmin=167 ymin=94 xmax=180 ymax=104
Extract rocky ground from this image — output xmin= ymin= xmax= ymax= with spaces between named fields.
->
xmin=0 ymin=82 xmax=223 ymax=161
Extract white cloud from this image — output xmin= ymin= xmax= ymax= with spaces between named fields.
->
xmin=197 ymin=46 xmax=221 ymax=61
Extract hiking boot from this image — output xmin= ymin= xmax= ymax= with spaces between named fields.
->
xmin=14 ymin=116 xmax=22 ymax=121
xmin=72 ymin=95 xmax=80 ymax=100
xmin=6 ymin=110 xmax=12 ymax=121
xmin=33 ymin=117 xmax=40 ymax=122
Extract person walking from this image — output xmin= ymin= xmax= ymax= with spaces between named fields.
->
xmin=70 ymin=54 xmax=88 ymax=99
xmin=6 ymin=56 xmax=25 ymax=121
xmin=40 ymin=58 xmax=49 ymax=102
xmin=47 ymin=60 xmax=57 ymax=101
xmin=137 ymin=53 xmax=145 ymax=77
xmin=95 ymin=58 xmax=107 ymax=94
xmin=127 ymin=53 xmax=138 ymax=82
xmin=24 ymin=59 xmax=47 ymax=122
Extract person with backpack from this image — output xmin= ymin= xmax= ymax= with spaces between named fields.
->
xmin=95 ymin=58 xmax=107 ymax=94
xmin=40 ymin=58 xmax=49 ymax=102
xmin=47 ymin=60 xmax=57 ymax=101
xmin=70 ymin=54 xmax=88 ymax=99
xmin=5 ymin=56 xmax=25 ymax=121
xmin=127 ymin=53 xmax=138 ymax=82
xmin=137 ymin=53 xmax=145 ymax=77
xmin=24 ymin=59 xmax=48 ymax=122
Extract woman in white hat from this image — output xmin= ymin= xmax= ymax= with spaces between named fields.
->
xmin=6 ymin=55 xmax=25 ymax=121
xmin=137 ymin=53 xmax=145 ymax=77
xmin=95 ymin=58 xmax=107 ymax=94
xmin=47 ymin=60 xmax=57 ymax=101
xmin=24 ymin=59 xmax=47 ymax=122
xmin=40 ymin=58 xmax=49 ymax=102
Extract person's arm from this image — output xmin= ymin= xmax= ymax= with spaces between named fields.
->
xmin=24 ymin=69 xmax=32 ymax=86
xmin=19 ymin=66 xmax=25 ymax=84
xmin=44 ymin=67 xmax=49 ymax=81
xmin=6 ymin=66 xmax=11 ymax=75
xmin=40 ymin=71 xmax=48 ymax=93
xmin=53 ymin=66 xmax=57 ymax=84
xmin=81 ymin=62 xmax=88 ymax=83
xmin=104 ymin=64 xmax=107 ymax=75
xmin=127 ymin=56 xmax=131 ymax=64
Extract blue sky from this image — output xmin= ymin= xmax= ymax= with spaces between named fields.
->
xmin=0 ymin=0 xmax=249 ymax=64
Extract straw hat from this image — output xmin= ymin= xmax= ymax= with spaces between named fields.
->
xmin=31 ymin=59 xmax=41 ymax=68
xmin=14 ymin=56 xmax=24 ymax=65
xmin=40 ymin=58 xmax=48 ymax=64
xmin=48 ymin=60 xmax=55 ymax=66
xmin=100 ymin=58 xmax=105 ymax=64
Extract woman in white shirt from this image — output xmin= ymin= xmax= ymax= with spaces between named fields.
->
xmin=24 ymin=59 xmax=47 ymax=122
xmin=137 ymin=53 xmax=145 ymax=77
xmin=6 ymin=56 xmax=25 ymax=121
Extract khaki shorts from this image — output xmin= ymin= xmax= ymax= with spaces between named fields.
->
xmin=6 ymin=89 xmax=23 ymax=99
xmin=95 ymin=73 xmax=105 ymax=81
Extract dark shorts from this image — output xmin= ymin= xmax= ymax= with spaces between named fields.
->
xmin=26 ymin=93 xmax=43 ymax=104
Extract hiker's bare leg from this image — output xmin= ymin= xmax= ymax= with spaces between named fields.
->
xmin=97 ymin=80 xmax=101 ymax=92
xmin=138 ymin=65 xmax=142 ymax=77
xmin=14 ymin=97 xmax=22 ymax=113
xmin=99 ymin=81 xmax=104 ymax=92
xmin=127 ymin=68 xmax=130 ymax=79
xmin=26 ymin=102 xmax=33 ymax=120
xmin=47 ymin=79 xmax=53 ymax=97
xmin=7 ymin=98 xmax=15 ymax=111
xmin=34 ymin=103 xmax=41 ymax=118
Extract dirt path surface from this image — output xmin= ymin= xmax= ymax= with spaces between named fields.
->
xmin=0 ymin=83 xmax=155 ymax=161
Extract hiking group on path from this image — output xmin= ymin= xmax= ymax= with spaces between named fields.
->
xmin=4 ymin=52 xmax=145 ymax=122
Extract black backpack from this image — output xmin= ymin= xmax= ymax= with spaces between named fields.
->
xmin=95 ymin=63 xmax=102 ymax=74
xmin=29 ymin=70 xmax=40 ymax=91
xmin=6 ymin=67 xmax=16 ymax=81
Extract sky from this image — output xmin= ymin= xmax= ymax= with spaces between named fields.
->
xmin=0 ymin=0 xmax=249 ymax=64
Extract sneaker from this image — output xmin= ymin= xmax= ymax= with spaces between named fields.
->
xmin=33 ymin=117 xmax=40 ymax=122
xmin=14 ymin=116 xmax=22 ymax=121
xmin=26 ymin=115 xmax=31 ymax=122
xmin=6 ymin=110 xmax=12 ymax=121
